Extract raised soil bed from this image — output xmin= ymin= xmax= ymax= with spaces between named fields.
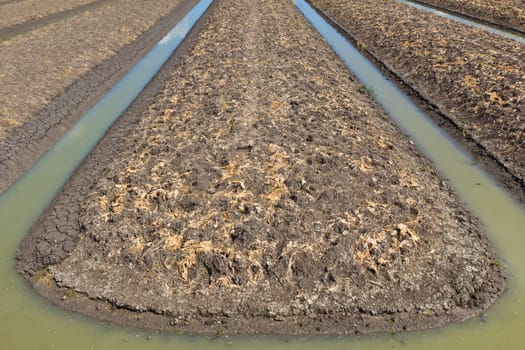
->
xmin=415 ymin=0 xmax=525 ymax=34
xmin=311 ymin=0 xmax=525 ymax=193
xmin=17 ymin=0 xmax=505 ymax=335
xmin=0 ymin=0 xmax=197 ymax=193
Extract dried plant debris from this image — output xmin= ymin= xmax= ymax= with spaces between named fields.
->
xmin=416 ymin=0 xmax=525 ymax=33
xmin=312 ymin=0 xmax=525 ymax=186
xmin=0 ymin=0 xmax=185 ymax=143
xmin=20 ymin=0 xmax=505 ymax=335
xmin=0 ymin=0 xmax=194 ymax=194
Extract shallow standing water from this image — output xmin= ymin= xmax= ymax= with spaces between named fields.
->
xmin=1 ymin=0 xmax=525 ymax=348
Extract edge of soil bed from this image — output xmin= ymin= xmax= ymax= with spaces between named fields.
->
xmin=306 ymin=0 xmax=525 ymax=205
xmin=0 ymin=0 xmax=199 ymax=196
xmin=408 ymin=0 xmax=525 ymax=37
xmin=16 ymin=0 xmax=507 ymax=336
xmin=22 ymin=275 xmax=510 ymax=336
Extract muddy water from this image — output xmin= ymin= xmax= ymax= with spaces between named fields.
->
xmin=398 ymin=0 xmax=525 ymax=44
xmin=0 ymin=0 xmax=524 ymax=348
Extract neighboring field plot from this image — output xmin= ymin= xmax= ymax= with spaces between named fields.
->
xmin=312 ymin=0 xmax=525 ymax=185
xmin=0 ymin=0 xmax=184 ymax=143
xmin=0 ymin=0 xmax=99 ymax=29
xmin=415 ymin=0 xmax=525 ymax=33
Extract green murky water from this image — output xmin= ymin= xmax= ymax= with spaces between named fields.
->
xmin=1 ymin=0 xmax=524 ymax=348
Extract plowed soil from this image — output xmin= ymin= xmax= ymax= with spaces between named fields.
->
xmin=0 ymin=0 xmax=98 ymax=29
xmin=0 ymin=0 xmax=197 ymax=193
xmin=18 ymin=0 xmax=505 ymax=335
xmin=311 ymin=0 xmax=525 ymax=193
xmin=0 ymin=0 xmax=185 ymax=141
xmin=415 ymin=0 xmax=525 ymax=33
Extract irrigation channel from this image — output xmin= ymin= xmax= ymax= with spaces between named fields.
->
xmin=398 ymin=0 xmax=525 ymax=44
xmin=0 ymin=0 xmax=524 ymax=348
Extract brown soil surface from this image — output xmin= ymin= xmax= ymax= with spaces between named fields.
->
xmin=18 ymin=0 xmax=505 ymax=335
xmin=0 ymin=0 xmax=119 ymax=42
xmin=0 ymin=0 xmax=24 ymax=6
xmin=415 ymin=0 xmax=525 ymax=33
xmin=0 ymin=0 xmax=197 ymax=194
xmin=311 ymin=0 xmax=525 ymax=192
xmin=0 ymin=0 xmax=185 ymax=141
xmin=0 ymin=0 xmax=97 ymax=29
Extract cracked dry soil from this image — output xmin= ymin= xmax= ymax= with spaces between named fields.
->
xmin=18 ymin=0 xmax=505 ymax=335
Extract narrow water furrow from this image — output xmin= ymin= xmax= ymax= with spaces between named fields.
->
xmin=0 ymin=0 xmax=189 ymax=148
xmin=405 ymin=0 xmax=525 ymax=35
xmin=398 ymin=0 xmax=525 ymax=43
xmin=310 ymin=0 xmax=525 ymax=197
xmin=0 ymin=0 xmax=117 ymax=42
xmin=0 ymin=0 xmax=196 ymax=195
xmin=309 ymin=0 xmax=525 ymax=202
xmin=1 ymin=0 xmax=214 ymax=284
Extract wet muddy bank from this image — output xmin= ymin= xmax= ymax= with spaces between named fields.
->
xmin=18 ymin=0 xmax=505 ymax=335
xmin=311 ymin=0 xmax=525 ymax=201
xmin=0 ymin=0 xmax=197 ymax=194
xmin=413 ymin=0 xmax=525 ymax=34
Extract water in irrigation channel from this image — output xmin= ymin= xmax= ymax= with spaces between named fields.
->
xmin=398 ymin=0 xmax=525 ymax=45
xmin=0 ymin=0 xmax=524 ymax=349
